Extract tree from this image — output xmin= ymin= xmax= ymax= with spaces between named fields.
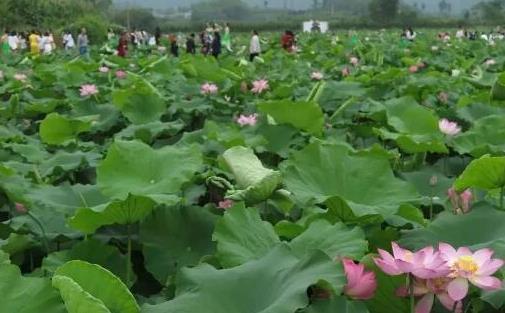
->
xmin=369 ymin=0 xmax=399 ymax=24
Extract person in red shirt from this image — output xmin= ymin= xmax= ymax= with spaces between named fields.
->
xmin=281 ymin=30 xmax=295 ymax=52
xmin=117 ymin=32 xmax=128 ymax=57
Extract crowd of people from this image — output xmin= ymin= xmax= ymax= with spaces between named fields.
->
xmin=0 ymin=23 xmax=303 ymax=63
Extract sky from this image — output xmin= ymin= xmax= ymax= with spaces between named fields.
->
xmin=113 ymin=0 xmax=484 ymax=13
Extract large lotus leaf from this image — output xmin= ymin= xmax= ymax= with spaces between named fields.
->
xmin=69 ymin=194 xmax=175 ymax=234
xmin=115 ymin=120 xmax=185 ymax=143
xmin=376 ymin=97 xmax=447 ymax=153
xmin=400 ymin=204 xmax=505 ymax=258
xmin=140 ymin=206 xmax=217 ymax=284
xmin=482 ymin=282 xmax=505 ymax=309
xmin=317 ymin=81 xmax=367 ymax=111
xmin=179 ymin=55 xmax=232 ymax=83
xmin=112 ymin=78 xmax=166 ymax=124
xmin=304 ymin=297 xmax=369 ymax=313
xmin=97 ymin=140 xmax=203 ymax=199
xmin=222 ymin=146 xmax=282 ymax=204
xmin=54 ymin=260 xmax=139 ymax=313
xmin=213 ymin=203 xmax=280 ymax=267
xmin=72 ymin=102 xmax=121 ymax=133
xmin=38 ymin=151 xmax=101 ymax=177
xmin=454 ymin=155 xmax=505 ymax=192
xmin=257 ymin=100 xmax=324 ymax=136
xmin=0 ymin=264 xmax=65 ymax=313
xmin=39 ymin=113 xmax=93 ymax=145
xmin=289 ymin=220 xmax=368 ymax=260
xmin=52 ymin=276 xmax=111 ymax=313
xmin=282 ymin=142 xmax=419 ymax=218
xmin=0 ymin=250 xmax=10 ymax=264
xmin=142 ymin=245 xmax=345 ymax=313
xmin=401 ymin=167 xmax=453 ymax=205
xmin=452 ymin=115 xmax=505 ymax=157
xmin=42 ymin=239 xmax=131 ymax=284
xmin=491 ymin=72 xmax=505 ymax=101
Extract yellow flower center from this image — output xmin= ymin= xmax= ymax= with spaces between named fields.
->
xmin=455 ymin=256 xmax=478 ymax=274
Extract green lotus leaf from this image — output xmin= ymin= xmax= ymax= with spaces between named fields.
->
xmin=112 ymin=77 xmax=166 ymax=124
xmin=97 ymin=140 xmax=203 ymax=199
xmin=304 ymin=297 xmax=370 ymax=313
xmin=213 ymin=203 xmax=280 ymax=267
xmin=140 ymin=206 xmax=217 ymax=284
xmin=52 ymin=276 xmax=111 ymax=313
xmin=451 ymin=115 xmax=505 ymax=157
xmin=282 ymin=141 xmax=419 ymax=218
xmin=454 ymin=155 xmax=505 ymax=192
xmin=222 ymin=146 xmax=282 ymax=204
xmin=142 ymin=245 xmax=345 ymax=313
xmin=258 ymin=100 xmax=324 ymax=136
xmin=39 ymin=113 xmax=93 ymax=145
xmin=491 ymin=72 xmax=505 ymax=101
xmin=54 ymin=260 xmax=139 ymax=313
xmin=0 ymin=264 xmax=65 ymax=313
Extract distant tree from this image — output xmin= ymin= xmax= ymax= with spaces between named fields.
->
xmin=473 ymin=0 xmax=505 ymax=22
xmin=191 ymin=0 xmax=249 ymax=22
xmin=439 ymin=0 xmax=450 ymax=15
xmin=369 ymin=0 xmax=399 ymax=23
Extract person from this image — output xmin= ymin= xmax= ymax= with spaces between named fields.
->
xmin=281 ymin=30 xmax=295 ymax=52
xmin=63 ymin=31 xmax=75 ymax=51
xmin=222 ymin=23 xmax=232 ymax=52
xmin=155 ymin=27 xmax=161 ymax=45
xmin=311 ymin=20 xmax=321 ymax=33
xmin=169 ymin=34 xmax=178 ymax=57
xmin=29 ymin=30 xmax=40 ymax=56
xmin=107 ymin=28 xmax=115 ymax=41
xmin=405 ymin=27 xmax=416 ymax=41
xmin=249 ymin=30 xmax=261 ymax=62
xmin=42 ymin=32 xmax=54 ymax=54
xmin=77 ymin=28 xmax=89 ymax=57
xmin=1 ymin=31 xmax=9 ymax=57
xmin=211 ymin=31 xmax=221 ymax=58
xmin=18 ymin=33 xmax=27 ymax=51
xmin=456 ymin=26 xmax=465 ymax=39
xmin=117 ymin=32 xmax=128 ymax=57
xmin=8 ymin=31 xmax=18 ymax=52
xmin=186 ymin=33 xmax=196 ymax=54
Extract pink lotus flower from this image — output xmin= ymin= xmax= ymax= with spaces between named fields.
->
xmin=439 ymin=118 xmax=461 ymax=136
xmin=409 ymin=65 xmax=419 ymax=73
xmin=342 ymin=67 xmax=350 ymax=77
xmin=374 ymin=242 xmax=449 ymax=279
xmin=311 ymin=71 xmax=324 ymax=81
xmin=14 ymin=73 xmax=27 ymax=81
xmin=396 ymin=278 xmax=462 ymax=313
xmin=350 ymin=57 xmax=359 ymax=66
xmin=15 ymin=202 xmax=27 ymax=214
xmin=251 ymin=79 xmax=269 ymax=94
xmin=200 ymin=82 xmax=219 ymax=95
xmin=80 ymin=84 xmax=99 ymax=97
xmin=236 ymin=114 xmax=258 ymax=127
xmin=99 ymin=66 xmax=109 ymax=73
xmin=115 ymin=70 xmax=127 ymax=79
xmin=439 ymin=243 xmax=504 ymax=301
xmin=218 ymin=199 xmax=234 ymax=209
xmin=342 ymin=258 xmax=377 ymax=300
xmin=448 ymin=187 xmax=473 ymax=214
xmin=485 ymin=59 xmax=496 ymax=66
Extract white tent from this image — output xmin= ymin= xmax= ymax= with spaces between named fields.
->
xmin=303 ymin=21 xmax=329 ymax=33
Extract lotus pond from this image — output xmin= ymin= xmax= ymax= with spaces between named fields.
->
xmin=1 ymin=30 xmax=505 ymax=313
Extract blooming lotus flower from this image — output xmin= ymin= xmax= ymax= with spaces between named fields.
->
xmin=485 ymin=59 xmax=496 ymax=66
xmin=409 ymin=65 xmax=419 ymax=73
xmin=374 ymin=242 xmax=450 ymax=279
xmin=14 ymin=73 xmax=27 ymax=81
xmin=342 ymin=258 xmax=377 ymax=300
xmin=396 ymin=278 xmax=463 ymax=313
xmin=251 ymin=79 xmax=269 ymax=94
xmin=80 ymin=84 xmax=99 ymax=97
xmin=15 ymin=203 xmax=27 ymax=214
xmin=350 ymin=57 xmax=359 ymax=66
xmin=218 ymin=199 xmax=234 ymax=209
xmin=236 ymin=114 xmax=258 ymax=127
xmin=342 ymin=67 xmax=350 ymax=77
xmin=439 ymin=119 xmax=461 ymax=136
xmin=200 ymin=83 xmax=219 ymax=95
xmin=99 ymin=66 xmax=109 ymax=73
xmin=439 ymin=243 xmax=504 ymax=301
xmin=115 ymin=70 xmax=127 ymax=79
xmin=311 ymin=71 xmax=324 ymax=81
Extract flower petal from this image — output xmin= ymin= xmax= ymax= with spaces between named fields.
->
xmin=476 ymin=259 xmax=504 ymax=276
xmin=415 ymin=293 xmax=434 ymax=313
xmin=470 ymin=276 xmax=503 ymax=291
xmin=438 ymin=243 xmax=457 ymax=261
xmin=447 ymin=278 xmax=468 ymax=301
xmin=436 ymin=293 xmax=460 ymax=312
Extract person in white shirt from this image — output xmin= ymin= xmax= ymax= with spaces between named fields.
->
xmin=249 ymin=30 xmax=261 ymax=62
xmin=8 ymin=32 xmax=18 ymax=51
xmin=456 ymin=26 xmax=465 ymax=39
xmin=405 ymin=27 xmax=416 ymax=41
xmin=42 ymin=32 xmax=53 ymax=54
xmin=63 ymin=31 xmax=75 ymax=51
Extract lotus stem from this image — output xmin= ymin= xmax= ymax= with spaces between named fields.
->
xmin=329 ymin=97 xmax=355 ymax=122
xmin=500 ymin=186 xmax=504 ymax=210
xmin=126 ymin=224 xmax=132 ymax=288
xmin=408 ymin=274 xmax=415 ymax=313
xmin=27 ymin=211 xmax=49 ymax=254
